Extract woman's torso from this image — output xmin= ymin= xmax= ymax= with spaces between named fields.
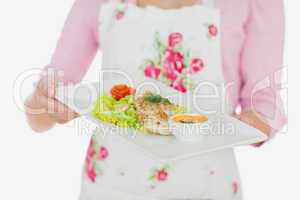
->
xmin=80 ymin=2 xmax=243 ymax=199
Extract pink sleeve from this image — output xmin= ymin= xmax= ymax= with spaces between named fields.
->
xmin=239 ymin=0 xmax=287 ymax=133
xmin=46 ymin=0 xmax=102 ymax=83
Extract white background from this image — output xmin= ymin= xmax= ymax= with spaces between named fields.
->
xmin=0 ymin=0 xmax=299 ymax=199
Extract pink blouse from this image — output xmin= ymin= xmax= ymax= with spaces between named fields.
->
xmin=47 ymin=0 xmax=287 ymax=133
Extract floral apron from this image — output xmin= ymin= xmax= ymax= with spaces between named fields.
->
xmin=79 ymin=1 xmax=242 ymax=199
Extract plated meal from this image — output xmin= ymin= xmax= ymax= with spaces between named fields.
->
xmin=92 ymin=84 xmax=209 ymax=139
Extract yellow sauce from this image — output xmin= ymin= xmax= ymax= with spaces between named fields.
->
xmin=172 ymin=114 xmax=208 ymax=123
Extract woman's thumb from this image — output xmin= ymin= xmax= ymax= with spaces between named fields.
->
xmin=37 ymin=73 xmax=58 ymax=98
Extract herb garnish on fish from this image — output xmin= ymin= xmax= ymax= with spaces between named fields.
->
xmin=143 ymin=94 xmax=171 ymax=104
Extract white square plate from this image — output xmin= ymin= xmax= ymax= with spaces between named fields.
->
xmin=56 ymin=81 xmax=267 ymax=161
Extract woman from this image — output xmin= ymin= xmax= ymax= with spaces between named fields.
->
xmin=25 ymin=0 xmax=287 ymax=199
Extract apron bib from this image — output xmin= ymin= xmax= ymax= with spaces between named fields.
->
xmin=80 ymin=1 xmax=242 ymax=200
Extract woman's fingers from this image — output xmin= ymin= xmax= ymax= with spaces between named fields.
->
xmin=239 ymin=112 xmax=271 ymax=136
xmin=35 ymin=75 xmax=80 ymax=124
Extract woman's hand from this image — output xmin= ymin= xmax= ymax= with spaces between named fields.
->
xmin=236 ymin=111 xmax=271 ymax=147
xmin=25 ymin=75 xmax=79 ymax=133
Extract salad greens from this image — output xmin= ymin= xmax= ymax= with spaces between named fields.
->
xmin=92 ymin=94 xmax=141 ymax=129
